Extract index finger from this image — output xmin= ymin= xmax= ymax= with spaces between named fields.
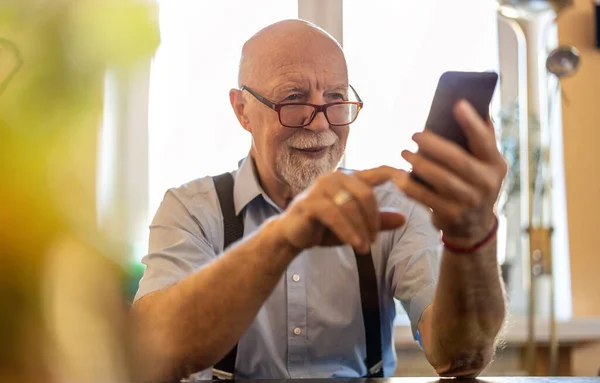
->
xmin=353 ymin=165 xmax=404 ymax=187
xmin=454 ymin=100 xmax=502 ymax=164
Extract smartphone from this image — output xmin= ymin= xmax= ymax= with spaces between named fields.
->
xmin=410 ymin=70 xmax=499 ymax=188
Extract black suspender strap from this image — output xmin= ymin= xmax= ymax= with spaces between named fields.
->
xmin=213 ymin=172 xmax=245 ymax=252
xmin=212 ymin=173 xmax=244 ymax=380
xmin=355 ymin=253 xmax=384 ymax=377
xmin=211 ymin=172 xmax=383 ymax=378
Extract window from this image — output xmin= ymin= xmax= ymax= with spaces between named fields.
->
xmin=148 ymin=0 xmax=298 ymax=216
xmin=342 ymin=0 xmax=501 ymax=171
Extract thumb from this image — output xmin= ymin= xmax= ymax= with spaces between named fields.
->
xmin=379 ymin=210 xmax=406 ymax=231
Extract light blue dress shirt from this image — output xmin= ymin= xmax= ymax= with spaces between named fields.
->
xmin=135 ymin=157 xmax=441 ymax=379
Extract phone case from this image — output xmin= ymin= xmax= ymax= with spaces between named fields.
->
xmin=411 ymin=71 xmax=498 ymax=189
xmin=424 ymin=71 xmax=498 ymax=152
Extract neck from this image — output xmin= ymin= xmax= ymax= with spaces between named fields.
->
xmin=250 ymin=153 xmax=297 ymax=210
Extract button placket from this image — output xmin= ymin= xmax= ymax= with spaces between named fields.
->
xmin=286 ymin=253 xmax=308 ymax=377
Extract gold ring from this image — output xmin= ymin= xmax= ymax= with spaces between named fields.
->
xmin=333 ymin=189 xmax=353 ymax=206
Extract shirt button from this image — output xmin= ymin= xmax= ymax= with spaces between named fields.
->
xmin=292 ymin=274 xmax=300 ymax=282
xmin=293 ymin=327 xmax=302 ymax=335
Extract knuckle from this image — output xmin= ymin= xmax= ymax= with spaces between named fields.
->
xmin=432 ymin=215 xmax=444 ymax=229
xmin=356 ymin=188 xmax=375 ymax=203
xmin=482 ymin=177 xmax=498 ymax=195
xmin=473 ymin=191 xmax=484 ymax=207
xmin=324 ymin=206 xmax=344 ymax=225
xmin=410 ymin=154 xmax=422 ymax=167
xmin=314 ymin=174 xmax=331 ymax=188
xmin=437 ymin=178 xmax=454 ymax=195
xmin=354 ymin=168 xmax=368 ymax=177
xmin=495 ymin=176 xmax=504 ymax=192
xmin=500 ymin=159 xmax=509 ymax=176
xmin=292 ymin=197 xmax=310 ymax=215
xmin=333 ymin=171 xmax=350 ymax=183
xmin=345 ymin=200 xmax=362 ymax=217
xmin=465 ymin=191 xmax=483 ymax=208
xmin=459 ymin=156 xmax=472 ymax=175
xmin=447 ymin=204 xmax=463 ymax=221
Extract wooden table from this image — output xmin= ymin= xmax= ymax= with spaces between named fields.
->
xmin=392 ymin=317 xmax=600 ymax=376
xmin=191 ymin=378 xmax=600 ymax=383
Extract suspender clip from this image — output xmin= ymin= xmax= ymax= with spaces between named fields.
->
xmin=368 ymin=360 xmax=383 ymax=376
xmin=212 ymin=368 xmax=235 ymax=380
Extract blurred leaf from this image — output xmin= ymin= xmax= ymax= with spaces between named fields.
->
xmin=0 ymin=0 xmax=159 ymax=380
xmin=67 ymin=0 xmax=160 ymax=70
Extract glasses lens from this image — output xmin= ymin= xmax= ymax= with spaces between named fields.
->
xmin=279 ymin=105 xmax=316 ymax=127
xmin=326 ymin=103 xmax=358 ymax=125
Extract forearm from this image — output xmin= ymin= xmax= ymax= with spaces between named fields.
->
xmin=132 ymin=218 xmax=298 ymax=381
xmin=430 ymin=237 xmax=506 ymax=376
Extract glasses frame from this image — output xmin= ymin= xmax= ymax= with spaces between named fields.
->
xmin=240 ymin=84 xmax=364 ymax=128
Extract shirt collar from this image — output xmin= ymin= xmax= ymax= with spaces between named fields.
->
xmin=233 ymin=155 xmax=265 ymax=215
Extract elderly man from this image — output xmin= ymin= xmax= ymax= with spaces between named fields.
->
xmin=132 ymin=19 xmax=507 ymax=381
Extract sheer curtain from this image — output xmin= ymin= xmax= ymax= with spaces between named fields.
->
xmin=342 ymin=0 xmax=501 ymax=171
xmin=147 ymin=0 xmax=298 ymax=216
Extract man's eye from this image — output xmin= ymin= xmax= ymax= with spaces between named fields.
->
xmin=284 ymin=94 xmax=302 ymax=101
xmin=329 ymin=93 xmax=346 ymax=100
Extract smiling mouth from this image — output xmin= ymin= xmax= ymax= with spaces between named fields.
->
xmin=293 ymin=146 xmax=328 ymax=152
xmin=290 ymin=146 xmax=330 ymax=157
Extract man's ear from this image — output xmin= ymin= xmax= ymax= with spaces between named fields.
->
xmin=230 ymin=89 xmax=251 ymax=132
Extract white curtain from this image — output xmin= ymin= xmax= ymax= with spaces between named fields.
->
xmin=342 ymin=0 xmax=500 ymax=171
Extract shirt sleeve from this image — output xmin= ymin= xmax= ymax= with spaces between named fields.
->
xmin=385 ymin=200 xmax=441 ymax=340
xmin=134 ymin=188 xmax=218 ymax=303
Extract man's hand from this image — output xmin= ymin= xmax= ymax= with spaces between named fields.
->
xmin=398 ymin=100 xmax=507 ymax=245
xmin=273 ymin=167 xmax=407 ymax=255
xmin=397 ymin=99 xmax=508 ymax=377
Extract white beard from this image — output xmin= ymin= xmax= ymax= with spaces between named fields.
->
xmin=276 ymin=130 xmax=344 ymax=195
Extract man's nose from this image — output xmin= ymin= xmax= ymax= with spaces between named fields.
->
xmin=303 ymin=108 xmax=329 ymax=132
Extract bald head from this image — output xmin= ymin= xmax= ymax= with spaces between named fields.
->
xmin=230 ymin=20 xmax=352 ymax=198
xmin=237 ymin=19 xmax=347 ymax=87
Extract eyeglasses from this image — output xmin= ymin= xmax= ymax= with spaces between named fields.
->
xmin=240 ymin=85 xmax=363 ymax=128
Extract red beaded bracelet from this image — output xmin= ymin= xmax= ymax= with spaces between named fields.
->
xmin=442 ymin=217 xmax=499 ymax=254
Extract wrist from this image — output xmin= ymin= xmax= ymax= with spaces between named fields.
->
xmin=442 ymin=215 xmax=498 ymax=253
xmin=261 ymin=217 xmax=302 ymax=261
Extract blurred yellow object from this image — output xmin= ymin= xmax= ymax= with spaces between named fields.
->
xmin=0 ymin=0 xmax=159 ymax=381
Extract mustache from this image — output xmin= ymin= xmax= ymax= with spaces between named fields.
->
xmin=286 ymin=130 xmax=338 ymax=149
